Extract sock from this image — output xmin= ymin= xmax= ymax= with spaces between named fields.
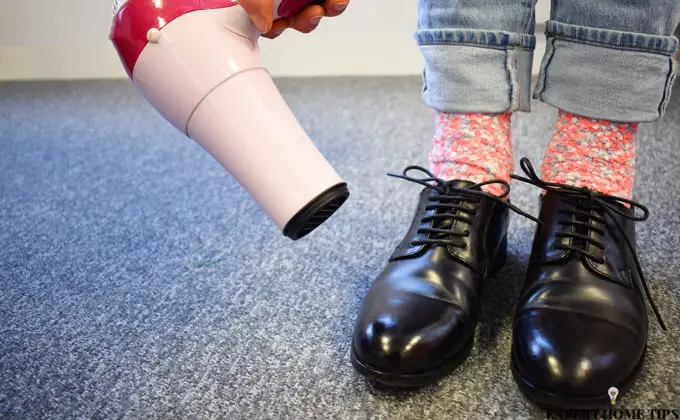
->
xmin=541 ymin=110 xmax=637 ymax=200
xmin=428 ymin=112 xmax=513 ymax=197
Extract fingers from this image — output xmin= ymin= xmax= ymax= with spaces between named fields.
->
xmin=262 ymin=19 xmax=289 ymax=39
xmin=263 ymin=0 xmax=350 ymax=38
xmin=323 ymin=0 xmax=349 ymax=17
xmin=288 ymin=4 xmax=325 ymax=33
xmin=238 ymin=0 xmax=274 ymax=33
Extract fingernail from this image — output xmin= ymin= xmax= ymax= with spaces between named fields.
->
xmin=251 ymin=15 xmax=270 ymax=33
xmin=309 ymin=16 xmax=322 ymax=26
xmin=334 ymin=2 xmax=348 ymax=11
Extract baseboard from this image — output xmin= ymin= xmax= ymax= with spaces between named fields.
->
xmin=0 ymin=37 xmax=426 ymax=81
xmin=0 ymin=34 xmax=547 ymax=82
xmin=0 ymin=43 xmax=128 ymax=81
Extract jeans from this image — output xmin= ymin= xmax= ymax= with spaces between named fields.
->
xmin=416 ymin=0 xmax=680 ymax=122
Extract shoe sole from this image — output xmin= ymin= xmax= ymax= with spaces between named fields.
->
xmin=510 ymin=347 xmax=646 ymax=409
xmin=350 ymin=236 xmax=508 ymax=388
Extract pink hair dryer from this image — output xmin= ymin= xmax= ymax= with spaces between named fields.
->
xmin=110 ymin=0 xmax=349 ymax=240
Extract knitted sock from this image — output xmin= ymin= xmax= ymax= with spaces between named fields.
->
xmin=429 ymin=112 xmax=513 ymax=197
xmin=541 ymin=110 xmax=637 ymax=200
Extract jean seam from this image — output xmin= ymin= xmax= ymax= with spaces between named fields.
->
xmin=415 ymin=29 xmax=536 ymax=50
xmin=505 ymin=50 xmax=520 ymax=112
xmin=421 ymin=68 xmax=427 ymax=95
xmin=521 ymin=0 xmax=536 ymax=35
xmin=533 ymin=38 xmax=556 ymax=100
xmin=548 ymin=36 xmax=677 ymax=57
xmin=417 ymin=41 xmax=533 ymax=53
xmin=546 ymin=20 xmax=678 ymax=55
xmin=658 ymin=58 xmax=678 ymax=116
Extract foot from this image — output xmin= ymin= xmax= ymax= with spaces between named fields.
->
xmin=350 ymin=166 xmax=534 ymax=388
xmin=510 ymin=158 xmax=665 ymax=408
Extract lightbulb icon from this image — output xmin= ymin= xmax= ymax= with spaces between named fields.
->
xmin=608 ymin=386 xmax=619 ymax=405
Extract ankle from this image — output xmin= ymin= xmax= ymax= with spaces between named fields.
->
xmin=541 ymin=110 xmax=637 ymax=200
xmin=429 ymin=112 xmax=513 ymax=198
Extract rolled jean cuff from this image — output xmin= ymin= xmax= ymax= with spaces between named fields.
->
xmin=534 ymin=20 xmax=679 ymax=122
xmin=416 ymin=29 xmax=536 ymax=113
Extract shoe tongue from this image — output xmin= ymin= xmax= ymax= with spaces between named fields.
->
xmin=443 ymin=179 xmax=478 ymax=191
xmin=560 ymin=195 xmax=607 ymax=252
xmin=429 ymin=180 xmax=477 ymax=232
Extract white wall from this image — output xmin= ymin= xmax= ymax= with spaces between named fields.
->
xmin=0 ymin=0 xmax=550 ymax=81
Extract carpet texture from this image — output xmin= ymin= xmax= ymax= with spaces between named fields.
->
xmin=1 ymin=78 xmax=678 ymax=419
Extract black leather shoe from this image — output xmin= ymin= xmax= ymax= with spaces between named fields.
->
xmin=510 ymin=158 xmax=666 ymax=408
xmin=351 ymin=166 xmax=536 ymax=388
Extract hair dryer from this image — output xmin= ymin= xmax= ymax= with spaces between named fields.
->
xmin=109 ymin=0 xmax=349 ymax=240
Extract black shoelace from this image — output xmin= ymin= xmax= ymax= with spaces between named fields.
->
xmin=511 ymin=158 xmax=667 ymax=331
xmin=388 ymin=166 xmax=539 ymax=249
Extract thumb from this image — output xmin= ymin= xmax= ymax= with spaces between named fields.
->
xmin=238 ymin=0 xmax=274 ymax=33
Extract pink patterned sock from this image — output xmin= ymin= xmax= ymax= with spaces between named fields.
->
xmin=541 ymin=110 xmax=637 ymax=200
xmin=429 ymin=112 xmax=513 ymax=197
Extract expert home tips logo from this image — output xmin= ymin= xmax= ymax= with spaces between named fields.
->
xmin=545 ymin=386 xmax=679 ymax=419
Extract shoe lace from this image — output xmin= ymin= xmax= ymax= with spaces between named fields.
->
xmin=511 ymin=157 xmax=667 ymax=331
xmin=387 ymin=166 xmax=539 ymax=249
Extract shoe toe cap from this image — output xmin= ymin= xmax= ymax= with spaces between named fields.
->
xmin=353 ymin=301 xmax=471 ymax=375
xmin=512 ymin=310 xmax=645 ymax=397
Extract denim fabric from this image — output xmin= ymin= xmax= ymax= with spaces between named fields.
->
xmin=536 ymin=0 xmax=680 ymax=122
xmin=416 ymin=0 xmax=537 ymax=113
xmin=416 ymin=0 xmax=680 ymax=122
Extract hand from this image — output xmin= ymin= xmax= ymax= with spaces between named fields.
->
xmin=239 ymin=0 xmax=349 ymax=39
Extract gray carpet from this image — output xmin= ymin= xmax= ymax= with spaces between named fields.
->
xmin=1 ymin=77 xmax=678 ymax=419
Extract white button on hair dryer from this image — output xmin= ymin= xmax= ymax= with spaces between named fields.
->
xmin=110 ymin=0 xmax=349 ymax=240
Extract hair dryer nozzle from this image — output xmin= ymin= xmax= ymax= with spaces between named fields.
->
xmin=283 ymin=183 xmax=349 ymax=240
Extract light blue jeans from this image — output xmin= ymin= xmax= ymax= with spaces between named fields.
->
xmin=417 ymin=0 xmax=680 ymax=122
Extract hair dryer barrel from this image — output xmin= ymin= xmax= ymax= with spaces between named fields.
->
xmin=187 ymin=68 xmax=349 ymax=238
xmin=110 ymin=0 xmax=349 ymax=240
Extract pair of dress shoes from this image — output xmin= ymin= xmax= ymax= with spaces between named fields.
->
xmin=350 ymin=158 xmax=665 ymax=408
